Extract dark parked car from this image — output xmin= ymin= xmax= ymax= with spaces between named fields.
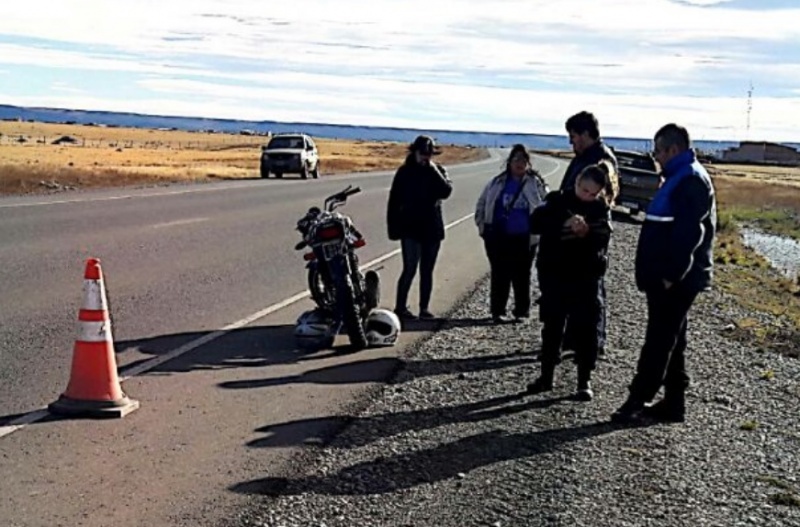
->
xmin=613 ymin=149 xmax=662 ymax=215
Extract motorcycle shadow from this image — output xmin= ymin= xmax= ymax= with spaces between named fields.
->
xmin=115 ymin=323 xmax=337 ymax=375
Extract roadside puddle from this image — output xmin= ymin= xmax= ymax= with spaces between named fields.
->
xmin=741 ymin=227 xmax=800 ymax=278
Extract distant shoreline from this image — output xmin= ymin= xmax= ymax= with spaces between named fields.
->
xmin=4 ymin=103 xmax=794 ymax=155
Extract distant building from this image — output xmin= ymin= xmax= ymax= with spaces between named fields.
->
xmin=721 ymin=141 xmax=800 ymax=165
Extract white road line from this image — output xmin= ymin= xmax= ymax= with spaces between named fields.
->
xmin=151 ymin=218 xmax=209 ymax=229
xmin=0 ymin=212 xmax=476 ymax=439
xmin=534 ymin=155 xmax=565 ymax=180
xmin=0 ymin=184 xmax=255 ymax=209
xmin=0 ymin=410 xmax=49 ymax=438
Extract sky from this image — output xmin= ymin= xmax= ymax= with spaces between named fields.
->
xmin=1 ymin=0 xmax=799 ymax=142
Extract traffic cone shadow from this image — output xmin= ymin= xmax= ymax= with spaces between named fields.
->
xmin=48 ymin=258 xmax=139 ymax=418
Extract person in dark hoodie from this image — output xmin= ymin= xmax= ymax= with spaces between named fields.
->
xmin=387 ymin=135 xmax=453 ymax=320
xmin=559 ymin=111 xmax=618 ymax=359
xmin=526 ymin=160 xmax=618 ymax=401
xmin=612 ymin=124 xmax=717 ymax=424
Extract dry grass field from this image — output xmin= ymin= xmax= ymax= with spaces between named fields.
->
xmin=0 ymin=121 xmax=487 ymax=195
xmin=708 ymin=162 xmax=800 ymax=188
xmin=712 ymin=172 xmax=800 ymax=358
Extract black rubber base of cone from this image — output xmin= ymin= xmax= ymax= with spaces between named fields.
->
xmin=48 ymin=394 xmax=140 ymax=419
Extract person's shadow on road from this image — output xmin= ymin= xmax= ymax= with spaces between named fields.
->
xmin=217 ymin=352 xmax=532 ymax=391
xmin=245 ymin=390 xmax=570 ymax=449
xmin=231 ymin=420 xmax=623 ymax=497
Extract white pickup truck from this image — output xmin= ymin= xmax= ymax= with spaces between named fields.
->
xmin=260 ymin=133 xmax=320 ymax=179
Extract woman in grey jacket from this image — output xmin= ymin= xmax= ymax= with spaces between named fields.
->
xmin=475 ymin=145 xmax=548 ymax=323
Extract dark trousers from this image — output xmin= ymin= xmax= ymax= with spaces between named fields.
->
xmin=563 ymin=276 xmax=606 ymax=352
xmin=395 ymin=238 xmax=441 ymax=312
xmin=538 ymin=275 xmax=603 ymax=375
xmin=484 ymin=234 xmax=535 ymax=318
xmin=628 ymin=284 xmax=698 ymax=402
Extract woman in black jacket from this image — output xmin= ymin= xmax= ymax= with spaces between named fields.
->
xmin=526 ymin=160 xmax=618 ymax=401
xmin=387 ymin=135 xmax=453 ymax=320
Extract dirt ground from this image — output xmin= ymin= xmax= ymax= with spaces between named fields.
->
xmin=0 ymin=121 xmax=487 ymax=195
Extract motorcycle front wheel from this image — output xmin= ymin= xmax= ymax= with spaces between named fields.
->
xmin=308 ymin=265 xmax=335 ymax=311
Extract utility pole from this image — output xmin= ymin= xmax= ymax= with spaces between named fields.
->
xmin=746 ymin=81 xmax=754 ymax=140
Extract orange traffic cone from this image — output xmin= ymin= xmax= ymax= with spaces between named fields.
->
xmin=49 ymin=258 xmax=139 ymax=418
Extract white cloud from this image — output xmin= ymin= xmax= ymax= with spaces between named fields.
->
xmin=671 ymin=0 xmax=733 ymax=5
xmin=50 ymin=82 xmax=84 ymax=94
xmin=1 ymin=0 xmax=799 ymax=141
xmin=3 ymin=0 xmax=798 ymax=50
xmin=6 ymin=74 xmax=795 ymax=142
xmin=0 ymin=44 xmax=191 ymax=75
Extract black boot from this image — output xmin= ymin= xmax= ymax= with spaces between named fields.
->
xmin=611 ymin=397 xmax=646 ymax=424
xmin=644 ymin=393 xmax=686 ymax=423
xmin=575 ymin=369 xmax=593 ymax=402
xmin=526 ymin=366 xmax=555 ymax=394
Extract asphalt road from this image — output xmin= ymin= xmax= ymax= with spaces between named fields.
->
xmin=0 ymin=150 xmax=568 ymax=527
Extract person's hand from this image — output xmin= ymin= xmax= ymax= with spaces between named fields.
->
xmin=565 ymin=215 xmax=589 ymax=237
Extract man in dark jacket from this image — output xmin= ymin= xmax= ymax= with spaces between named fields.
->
xmin=560 ymin=111 xmax=618 ymax=192
xmin=559 ymin=111 xmax=618 ymax=357
xmin=612 ymin=123 xmax=717 ymax=424
xmin=387 ymin=135 xmax=453 ymax=320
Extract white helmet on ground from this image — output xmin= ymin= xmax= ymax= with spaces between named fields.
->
xmin=294 ymin=309 xmax=337 ymax=348
xmin=364 ymin=308 xmax=401 ymax=347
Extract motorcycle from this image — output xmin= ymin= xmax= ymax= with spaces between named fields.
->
xmin=294 ymin=185 xmax=380 ymax=350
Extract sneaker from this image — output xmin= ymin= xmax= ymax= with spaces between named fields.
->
xmin=643 ymin=398 xmax=685 ymax=423
xmin=575 ymin=380 xmax=593 ymax=402
xmin=492 ymin=315 xmax=511 ymax=325
xmin=611 ymin=398 xmax=646 ymax=424
xmin=418 ymin=310 xmax=436 ymax=320
xmin=512 ymin=313 xmax=530 ymax=323
xmin=395 ymin=307 xmax=416 ymax=320
xmin=525 ymin=375 xmax=554 ymax=395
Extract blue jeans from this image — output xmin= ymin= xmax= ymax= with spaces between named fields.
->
xmin=395 ymin=238 xmax=441 ymax=312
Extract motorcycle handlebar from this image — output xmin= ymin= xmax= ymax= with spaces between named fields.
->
xmin=332 ymin=185 xmax=361 ymax=200
xmin=324 ymin=185 xmax=361 ymax=211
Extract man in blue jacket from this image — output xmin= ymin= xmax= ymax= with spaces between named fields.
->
xmin=612 ymin=123 xmax=717 ymax=424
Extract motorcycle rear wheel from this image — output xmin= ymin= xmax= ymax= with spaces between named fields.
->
xmin=338 ymin=275 xmax=368 ymax=350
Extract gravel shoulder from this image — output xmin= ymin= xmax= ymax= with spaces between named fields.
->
xmin=230 ymin=220 xmax=800 ymax=527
